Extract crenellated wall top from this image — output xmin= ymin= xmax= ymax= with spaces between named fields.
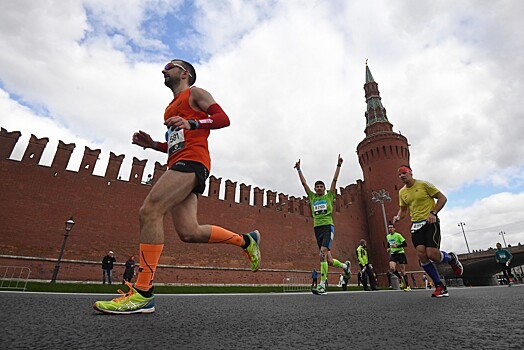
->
xmin=0 ymin=127 xmax=366 ymax=214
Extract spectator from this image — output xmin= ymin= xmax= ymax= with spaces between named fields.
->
xmin=356 ymin=239 xmax=377 ymax=291
xmin=311 ymin=270 xmax=318 ymax=287
xmin=101 ymin=251 xmax=116 ymax=284
xmin=122 ymin=255 xmax=136 ymax=284
xmin=411 ymin=273 xmax=417 ymax=287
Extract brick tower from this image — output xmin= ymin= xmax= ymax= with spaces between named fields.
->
xmin=357 ymin=63 xmax=415 ymax=276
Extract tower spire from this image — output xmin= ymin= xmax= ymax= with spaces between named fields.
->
xmin=365 ymin=59 xmax=374 ymax=83
xmin=363 ymin=63 xmax=392 ymax=136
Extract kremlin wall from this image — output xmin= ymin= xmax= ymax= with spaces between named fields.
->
xmin=0 ymin=65 xmax=422 ymax=286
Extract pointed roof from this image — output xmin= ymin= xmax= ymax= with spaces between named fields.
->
xmin=365 ymin=59 xmax=374 ymax=83
xmin=363 ymin=62 xmax=393 ymax=135
xmin=364 ymin=64 xmax=387 ymax=122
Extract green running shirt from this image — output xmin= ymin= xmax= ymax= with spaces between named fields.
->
xmin=308 ymin=191 xmax=335 ymax=227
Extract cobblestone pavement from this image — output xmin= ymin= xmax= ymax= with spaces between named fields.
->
xmin=1 ymin=285 xmax=523 ymax=349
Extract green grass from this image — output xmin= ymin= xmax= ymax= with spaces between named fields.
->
xmin=1 ymin=281 xmax=372 ymax=294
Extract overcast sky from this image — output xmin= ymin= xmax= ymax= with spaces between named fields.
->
xmin=1 ymin=0 xmax=523 ymax=254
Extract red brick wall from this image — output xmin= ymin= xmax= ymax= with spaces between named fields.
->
xmin=0 ymin=127 xmax=422 ymax=286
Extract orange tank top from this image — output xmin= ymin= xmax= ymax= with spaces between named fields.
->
xmin=164 ymin=88 xmax=211 ymax=170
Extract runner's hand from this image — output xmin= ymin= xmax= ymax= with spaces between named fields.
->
xmin=165 ymin=116 xmax=190 ymax=130
xmin=132 ymin=130 xmax=155 ymax=148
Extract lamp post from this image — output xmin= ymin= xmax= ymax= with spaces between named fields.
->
xmin=371 ymin=189 xmax=391 ymax=236
xmin=499 ymin=231 xmax=507 ymax=247
xmin=457 ymin=222 xmax=471 ymax=253
xmin=50 ymin=217 xmax=75 ymax=283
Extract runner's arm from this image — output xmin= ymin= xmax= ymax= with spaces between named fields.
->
xmin=294 ymin=159 xmax=311 ymax=195
xmin=329 ymin=154 xmax=343 ymax=193
xmin=132 ymin=130 xmax=167 ymax=153
xmin=428 ymin=191 xmax=447 ymax=223
xmin=188 ymin=87 xmax=230 ymax=130
xmin=393 ymin=206 xmax=408 ymax=223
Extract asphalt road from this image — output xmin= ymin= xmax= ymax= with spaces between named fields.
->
xmin=1 ymin=285 xmax=523 ymax=349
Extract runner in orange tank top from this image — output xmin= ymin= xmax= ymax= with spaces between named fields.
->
xmin=93 ymin=59 xmax=261 ymax=314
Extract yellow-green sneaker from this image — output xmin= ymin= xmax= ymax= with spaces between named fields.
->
xmin=93 ymin=281 xmax=155 ymax=314
xmin=243 ymin=230 xmax=261 ymax=272
xmin=311 ymin=285 xmax=327 ymax=295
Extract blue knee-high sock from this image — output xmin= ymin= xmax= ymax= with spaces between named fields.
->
xmin=440 ymin=251 xmax=451 ymax=263
xmin=421 ymin=261 xmax=441 ymax=285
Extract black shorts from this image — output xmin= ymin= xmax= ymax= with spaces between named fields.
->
xmin=390 ymin=253 xmax=408 ymax=264
xmin=169 ymin=160 xmax=209 ymax=195
xmin=314 ymin=225 xmax=334 ymax=250
xmin=411 ymin=221 xmax=441 ymax=249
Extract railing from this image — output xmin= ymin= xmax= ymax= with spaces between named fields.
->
xmin=445 ymin=278 xmax=465 ymax=287
xmin=283 ymin=276 xmax=311 ymax=293
xmin=0 ymin=266 xmax=31 ymax=291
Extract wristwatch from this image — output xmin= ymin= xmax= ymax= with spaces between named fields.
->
xmin=430 ymin=211 xmax=438 ymax=217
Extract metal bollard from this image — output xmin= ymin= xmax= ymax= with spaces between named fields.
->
xmin=391 ymin=274 xmax=400 ymax=290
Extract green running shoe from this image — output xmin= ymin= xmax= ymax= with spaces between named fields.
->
xmin=243 ymin=230 xmax=261 ymax=272
xmin=343 ymin=260 xmax=351 ymax=280
xmin=311 ymin=285 xmax=327 ymax=295
xmin=93 ymin=281 xmax=155 ymax=314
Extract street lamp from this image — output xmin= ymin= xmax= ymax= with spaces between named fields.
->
xmin=371 ymin=189 xmax=391 ymax=236
xmin=499 ymin=231 xmax=507 ymax=247
xmin=457 ymin=222 xmax=471 ymax=253
xmin=50 ymin=217 xmax=75 ymax=283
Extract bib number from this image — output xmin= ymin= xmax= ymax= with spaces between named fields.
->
xmin=166 ymin=128 xmax=185 ymax=156
xmin=312 ymin=200 xmax=328 ymax=215
xmin=411 ymin=220 xmax=426 ymax=233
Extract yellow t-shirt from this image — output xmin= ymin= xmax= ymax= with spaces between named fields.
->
xmin=398 ymin=180 xmax=440 ymax=222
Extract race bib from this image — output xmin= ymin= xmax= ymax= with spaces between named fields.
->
xmin=166 ymin=127 xmax=185 ymax=156
xmin=312 ymin=199 xmax=328 ymax=215
xmin=411 ymin=220 xmax=426 ymax=233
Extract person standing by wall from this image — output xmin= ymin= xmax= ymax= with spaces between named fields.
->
xmin=101 ymin=251 xmax=116 ymax=284
xmin=356 ymin=239 xmax=377 ymax=291
xmin=311 ymin=269 xmax=318 ymax=288
xmin=495 ymin=242 xmax=513 ymax=286
xmin=386 ymin=223 xmax=411 ymax=291
xmin=411 ymin=273 xmax=417 ymax=288
xmin=393 ymin=165 xmax=463 ymax=298
xmin=93 ymin=59 xmax=260 ymax=314
xmin=122 ymin=255 xmax=136 ymax=284
xmin=294 ymin=155 xmax=351 ymax=295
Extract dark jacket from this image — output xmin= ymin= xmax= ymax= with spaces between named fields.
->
xmin=101 ymin=255 xmax=116 ymax=270
xmin=123 ymin=259 xmax=136 ymax=280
